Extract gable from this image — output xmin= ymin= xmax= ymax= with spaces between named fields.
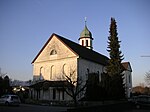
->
xmin=32 ymin=33 xmax=109 ymax=65
xmin=127 ymin=63 xmax=132 ymax=72
xmin=54 ymin=34 xmax=109 ymax=65
xmin=32 ymin=34 xmax=78 ymax=63
xmin=122 ymin=62 xmax=132 ymax=72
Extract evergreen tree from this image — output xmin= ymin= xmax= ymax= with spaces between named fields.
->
xmin=3 ymin=75 xmax=10 ymax=93
xmin=86 ymin=73 xmax=100 ymax=101
xmin=100 ymin=72 xmax=111 ymax=100
xmin=106 ymin=18 xmax=125 ymax=99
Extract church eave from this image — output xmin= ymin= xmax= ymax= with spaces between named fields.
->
xmin=54 ymin=34 xmax=79 ymax=57
xmin=31 ymin=33 xmax=55 ymax=64
xmin=32 ymin=33 xmax=109 ymax=67
xmin=31 ymin=33 xmax=79 ymax=64
xmin=122 ymin=62 xmax=132 ymax=72
xmin=78 ymin=57 xmax=108 ymax=66
xmin=78 ymin=37 xmax=93 ymax=40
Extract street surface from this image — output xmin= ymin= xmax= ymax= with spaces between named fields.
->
xmin=0 ymin=104 xmax=68 ymax=112
xmin=0 ymin=104 xmax=150 ymax=112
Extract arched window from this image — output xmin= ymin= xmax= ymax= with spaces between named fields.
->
xmin=50 ymin=49 xmax=57 ymax=55
xmin=50 ymin=65 xmax=55 ymax=79
xmin=62 ymin=64 xmax=68 ymax=76
xmin=87 ymin=68 xmax=89 ymax=74
xmin=86 ymin=68 xmax=89 ymax=79
xmin=86 ymin=40 xmax=88 ymax=46
xmin=82 ymin=40 xmax=84 ymax=46
xmin=40 ymin=67 xmax=44 ymax=80
xmin=128 ymin=74 xmax=131 ymax=84
xmin=97 ymin=71 xmax=101 ymax=82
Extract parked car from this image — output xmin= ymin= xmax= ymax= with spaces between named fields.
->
xmin=131 ymin=95 xmax=150 ymax=109
xmin=0 ymin=94 xmax=21 ymax=106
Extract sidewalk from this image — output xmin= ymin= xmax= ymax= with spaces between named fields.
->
xmin=67 ymin=101 xmax=131 ymax=112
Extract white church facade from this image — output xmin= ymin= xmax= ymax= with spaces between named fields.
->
xmin=30 ymin=23 xmax=132 ymax=101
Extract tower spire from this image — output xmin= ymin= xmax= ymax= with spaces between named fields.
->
xmin=85 ymin=17 xmax=87 ymax=26
xmin=79 ymin=18 xmax=93 ymax=50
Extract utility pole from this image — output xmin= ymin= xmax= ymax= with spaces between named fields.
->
xmin=141 ymin=55 xmax=150 ymax=57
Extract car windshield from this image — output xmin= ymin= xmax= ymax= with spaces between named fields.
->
xmin=1 ymin=95 xmax=9 ymax=98
xmin=11 ymin=96 xmax=19 ymax=100
xmin=134 ymin=95 xmax=150 ymax=102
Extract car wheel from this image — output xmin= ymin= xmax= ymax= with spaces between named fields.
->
xmin=136 ymin=104 xmax=140 ymax=109
xmin=5 ymin=101 xmax=9 ymax=106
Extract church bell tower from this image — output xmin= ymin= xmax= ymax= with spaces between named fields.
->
xmin=79 ymin=18 xmax=93 ymax=50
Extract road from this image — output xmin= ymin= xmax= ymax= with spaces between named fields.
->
xmin=0 ymin=104 xmax=68 ymax=112
xmin=0 ymin=104 xmax=150 ymax=112
xmin=127 ymin=110 xmax=150 ymax=112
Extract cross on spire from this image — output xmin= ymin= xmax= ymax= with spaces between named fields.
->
xmin=85 ymin=17 xmax=87 ymax=26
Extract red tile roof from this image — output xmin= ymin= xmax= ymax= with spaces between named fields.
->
xmin=122 ymin=62 xmax=132 ymax=72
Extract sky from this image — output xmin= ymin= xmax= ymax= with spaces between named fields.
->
xmin=0 ymin=0 xmax=150 ymax=86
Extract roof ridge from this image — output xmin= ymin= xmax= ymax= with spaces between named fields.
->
xmin=54 ymin=33 xmax=108 ymax=58
xmin=32 ymin=33 xmax=109 ymax=65
xmin=54 ymin=33 xmax=109 ymax=65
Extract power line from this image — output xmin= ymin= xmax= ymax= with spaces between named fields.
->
xmin=141 ymin=56 xmax=150 ymax=57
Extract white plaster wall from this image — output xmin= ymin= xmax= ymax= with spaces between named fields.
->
xmin=79 ymin=38 xmax=92 ymax=49
xmin=123 ymin=70 xmax=132 ymax=98
xmin=78 ymin=58 xmax=105 ymax=82
xmin=33 ymin=57 xmax=78 ymax=81
xmin=34 ymin=35 xmax=77 ymax=63
xmin=31 ymin=87 xmax=72 ymax=101
xmin=33 ymin=35 xmax=78 ymax=81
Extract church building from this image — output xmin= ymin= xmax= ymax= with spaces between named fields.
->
xmin=30 ymin=22 xmax=132 ymax=101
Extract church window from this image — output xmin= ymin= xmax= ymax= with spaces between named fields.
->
xmin=86 ymin=40 xmax=88 ymax=46
xmin=53 ymin=89 xmax=56 ymax=100
xmin=40 ymin=67 xmax=44 ymax=80
xmin=86 ymin=68 xmax=89 ymax=79
xmin=128 ymin=75 xmax=131 ymax=84
xmin=40 ymin=67 xmax=43 ymax=75
xmin=62 ymin=64 xmax=69 ymax=77
xmin=82 ymin=40 xmax=84 ymax=46
xmin=97 ymin=71 xmax=101 ymax=82
xmin=50 ymin=49 xmax=57 ymax=55
xmin=87 ymin=68 xmax=89 ymax=73
xmin=90 ymin=40 xmax=92 ymax=47
xmin=50 ymin=65 xmax=55 ymax=79
xmin=62 ymin=90 xmax=64 ymax=100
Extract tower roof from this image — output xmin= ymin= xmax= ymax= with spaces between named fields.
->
xmin=80 ymin=25 xmax=92 ymax=38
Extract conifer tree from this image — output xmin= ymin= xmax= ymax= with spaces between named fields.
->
xmin=106 ymin=17 xmax=125 ymax=99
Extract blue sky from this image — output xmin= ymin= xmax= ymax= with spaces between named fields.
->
xmin=0 ymin=0 xmax=150 ymax=86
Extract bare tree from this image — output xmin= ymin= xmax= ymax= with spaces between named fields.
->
xmin=0 ymin=68 xmax=10 ymax=96
xmin=63 ymin=70 xmax=87 ymax=106
xmin=0 ymin=68 xmax=7 ymax=78
xmin=145 ymin=71 xmax=150 ymax=86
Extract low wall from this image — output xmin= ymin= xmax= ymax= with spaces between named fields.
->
xmin=67 ymin=101 xmax=132 ymax=112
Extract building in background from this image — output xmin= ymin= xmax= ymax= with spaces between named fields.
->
xmin=122 ymin=62 xmax=132 ymax=98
